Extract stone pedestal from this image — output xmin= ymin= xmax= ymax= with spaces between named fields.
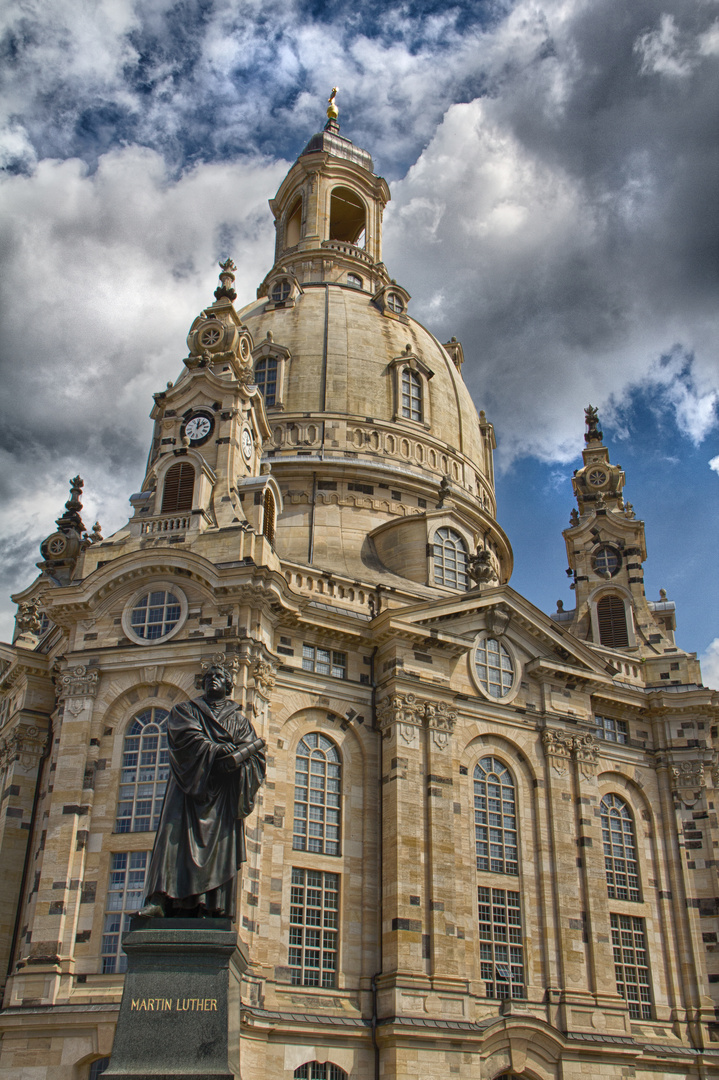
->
xmin=103 ymin=918 xmax=247 ymax=1080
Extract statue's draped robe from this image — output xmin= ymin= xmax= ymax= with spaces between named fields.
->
xmin=144 ymin=695 xmax=266 ymax=916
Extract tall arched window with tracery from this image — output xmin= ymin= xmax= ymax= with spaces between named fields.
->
xmin=474 ymin=756 xmax=525 ymax=999
xmin=474 ymin=757 xmax=518 ymax=875
xmin=401 ymin=368 xmax=422 ymax=421
xmin=433 ymin=527 xmax=469 ymax=589
xmin=293 ymin=733 xmax=341 ymax=856
xmin=601 ymin=793 xmax=640 ymax=901
xmin=115 ymin=708 xmax=170 ymax=833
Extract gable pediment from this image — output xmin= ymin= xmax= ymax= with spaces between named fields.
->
xmin=377 ymin=585 xmax=615 ymax=686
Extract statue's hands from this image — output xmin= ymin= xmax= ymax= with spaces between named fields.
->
xmin=219 ymin=736 xmax=267 ymax=771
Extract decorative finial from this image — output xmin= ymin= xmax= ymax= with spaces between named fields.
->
xmin=55 ymin=475 xmax=86 ymax=535
xmin=659 ymin=588 xmax=667 ymax=601
xmin=584 ymin=404 xmax=603 ymax=445
xmin=468 ymin=548 xmax=499 ymax=588
xmin=556 ymin=599 xmax=564 ymax=613
xmin=325 ymin=87 xmax=340 ymax=132
xmin=214 ymin=258 xmax=237 ymax=303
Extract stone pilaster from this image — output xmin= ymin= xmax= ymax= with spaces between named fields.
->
xmin=422 ymin=700 xmax=463 ymax=988
xmin=540 ymin=729 xmax=588 ymax=1003
xmin=376 ymin=692 xmax=428 ymax=1000
xmin=7 ymin=664 xmax=99 ymax=1007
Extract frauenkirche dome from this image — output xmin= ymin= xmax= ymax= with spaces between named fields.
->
xmin=234 ymin=103 xmax=512 ymax=592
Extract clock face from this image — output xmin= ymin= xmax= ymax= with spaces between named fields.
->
xmin=183 ymin=412 xmax=214 ymax=445
xmin=587 ymin=468 xmax=608 ymax=488
xmin=241 ymin=428 xmax=254 ymax=461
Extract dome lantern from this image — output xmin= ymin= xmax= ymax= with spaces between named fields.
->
xmin=260 ymin=92 xmax=391 ymax=297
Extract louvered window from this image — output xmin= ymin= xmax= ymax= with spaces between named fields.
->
xmin=161 ymin=462 xmax=194 ymax=513
xmin=263 ymin=488 xmax=276 ymax=543
xmin=597 ymin=595 xmax=629 ymax=647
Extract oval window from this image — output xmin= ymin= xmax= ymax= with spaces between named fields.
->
xmin=473 ymin=635 xmax=515 ymax=699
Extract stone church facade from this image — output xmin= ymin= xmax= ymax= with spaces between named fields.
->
xmin=1 ymin=104 xmax=718 ymax=1080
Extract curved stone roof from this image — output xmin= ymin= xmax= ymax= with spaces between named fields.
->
xmin=238 ymin=283 xmax=492 ymax=501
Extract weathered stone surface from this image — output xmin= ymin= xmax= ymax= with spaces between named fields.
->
xmin=103 ymin=919 xmax=246 ymax=1080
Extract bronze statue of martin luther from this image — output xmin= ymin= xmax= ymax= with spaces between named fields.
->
xmin=138 ymin=657 xmax=266 ymax=919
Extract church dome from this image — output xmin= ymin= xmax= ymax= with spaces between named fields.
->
xmin=236 ymin=105 xmax=512 ymax=592
xmin=237 ymin=286 xmax=494 ymax=509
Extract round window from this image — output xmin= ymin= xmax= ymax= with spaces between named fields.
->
xmin=271 ymin=279 xmax=291 ymax=302
xmin=122 ymin=585 xmax=187 ymax=644
xmin=592 ymin=545 xmax=621 ymax=578
xmin=473 ymin=635 xmax=516 ymax=700
xmin=386 ymin=292 xmax=404 ymax=314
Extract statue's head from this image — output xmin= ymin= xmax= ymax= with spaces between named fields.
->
xmin=199 ymin=653 xmax=239 ymax=698
xmin=202 ymin=664 xmax=233 ymax=699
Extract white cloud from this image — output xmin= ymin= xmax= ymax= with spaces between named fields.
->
xmin=700 ymin=638 xmax=719 ymax=691
xmin=0 ymin=145 xmax=284 ymax=619
xmin=710 ymin=455 xmax=719 ymax=475
xmin=635 ymin=14 xmax=694 ymax=77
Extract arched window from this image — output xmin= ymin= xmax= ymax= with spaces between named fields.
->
xmin=597 ymin=595 xmax=629 ymax=647
xmin=601 ymin=793 xmax=640 ymax=901
xmin=347 ymin=272 xmax=362 ymax=289
xmin=263 ymin=488 xmax=276 ymax=544
xmin=271 ymin=278 xmax=292 ymax=302
xmin=293 ymin=733 xmax=341 ymax=856
xmin=329 ymin=186 xmax=365 ymax=246
xmin=255 ymin=356 xmax=278 ymax=406
xmin=474 ymin=757 xmax=517 ymax=875
xmin=294 ymin=1065 xmax=347 ymax=1079
xmin=433 ymin=527 xmax=469 ymax=589
xmin=115 ymin=708 xmax=170 ymax=832
xmin=286 ymin=198 xmax=302 ymax=248
xmin=401 ymin=369 xmax=422 ymax=421
xmin=161 ymin=462 xmax=194 ymax=513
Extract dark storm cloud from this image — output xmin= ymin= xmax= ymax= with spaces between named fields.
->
xmin=383 ymin=0 xmax=719 ymax=461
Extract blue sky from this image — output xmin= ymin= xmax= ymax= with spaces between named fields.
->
xmin=1 ymin=0 xmax=717 ymax=681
